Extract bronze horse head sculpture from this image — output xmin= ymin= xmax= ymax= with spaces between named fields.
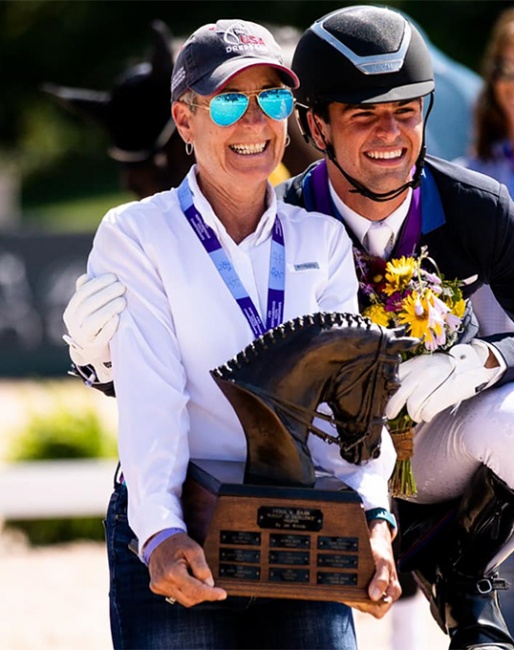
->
xmin=211 ymin=312 xmax=417 ymax=488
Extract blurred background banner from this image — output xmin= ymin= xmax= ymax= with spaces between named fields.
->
xmin=0 ymin=232 xmax=92 ymax=377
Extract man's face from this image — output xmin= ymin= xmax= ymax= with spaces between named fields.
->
xmin=309 ymin=98 xmax=424 ymax=205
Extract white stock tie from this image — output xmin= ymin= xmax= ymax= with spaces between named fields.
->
xmin=365 ymin=222 xmax=393 ymax=258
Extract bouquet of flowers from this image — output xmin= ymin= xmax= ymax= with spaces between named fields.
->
xmin=354 ymin=245 xmax=466 ymax=497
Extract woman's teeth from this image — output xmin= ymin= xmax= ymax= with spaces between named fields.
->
xmin=230 ymin=142 xmax=266 ymax=155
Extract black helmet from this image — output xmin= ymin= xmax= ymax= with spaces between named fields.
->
xmin=292 ymin=5 xmax=435 ymax=203
xmin=293 ymin=5 xmax=434 ymax=107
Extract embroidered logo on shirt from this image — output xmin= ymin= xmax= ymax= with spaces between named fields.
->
xmin=294 ymin=262 xmax=320 ymax=271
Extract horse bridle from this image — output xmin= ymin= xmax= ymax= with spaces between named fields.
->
xmin=234 ymin=342 xmax=391 ymax=461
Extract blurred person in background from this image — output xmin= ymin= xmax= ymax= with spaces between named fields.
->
xmin=455 ymin=7 xmax=514 ymax=338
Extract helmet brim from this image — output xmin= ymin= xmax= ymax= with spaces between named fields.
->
xmin=318 ymin=80 xmax=434 ymax=105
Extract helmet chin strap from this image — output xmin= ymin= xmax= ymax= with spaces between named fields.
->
xmin=316 ymin=93 xmax=434 ymax=204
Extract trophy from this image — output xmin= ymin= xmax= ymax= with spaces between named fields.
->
xmin=183 ymin=312 xmax=414 ymax=605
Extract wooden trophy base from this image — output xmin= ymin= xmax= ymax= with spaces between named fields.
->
xmin=182 ymin=459 xmax=374 ymax=606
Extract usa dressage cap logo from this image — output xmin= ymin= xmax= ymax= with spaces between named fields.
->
xmin=170 ymin=19 xmax=298 ymax=102
xmin=221 ymin=22 xmax=268 ymax=53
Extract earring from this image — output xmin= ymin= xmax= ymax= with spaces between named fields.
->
xmin=185 ymin=142 xmax=194 ymax=156
xmin=285 ymin=134 xmax=291 ymax=148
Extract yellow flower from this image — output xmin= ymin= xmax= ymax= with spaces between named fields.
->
xmin=451 ymin=298 xmax=466 ymax=318
xmin=397 ymin=289 xmax=433 ymax=339
xmin=384 ymin=256 xmax=416 ymax=295
xmin=363 ymin=303 xmax=391 ymax=327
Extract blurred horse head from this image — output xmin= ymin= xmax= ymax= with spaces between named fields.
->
xmin=43 ymin=21 xmax=320 ymax=199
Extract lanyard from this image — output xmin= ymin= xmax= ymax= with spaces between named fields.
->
xmin=392 ymin=186 xmax=421 ymax=258
xmin=303 ymin=160 xmax=336 ymax=219
xmin=177 ymin=178 xmax=285 ymax=338
xmin=304 ymin=160 xmax=423 ymax=257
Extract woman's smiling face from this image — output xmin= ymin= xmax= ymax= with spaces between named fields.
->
xmin=173 ymin=66 xmax=288 ymax=192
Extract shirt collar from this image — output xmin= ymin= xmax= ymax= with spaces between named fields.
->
xmin=328 ymin=179 xmax=412 ymax=247
xmin=186 ymin=165 xmax=278 ymax=247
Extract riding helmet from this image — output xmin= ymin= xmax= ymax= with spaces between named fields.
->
xmin=293 ymin=5 xmax=434 ymax=107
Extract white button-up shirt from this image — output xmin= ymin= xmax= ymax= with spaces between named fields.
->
xmin=88 ymin=166 xmax=396 ymax=547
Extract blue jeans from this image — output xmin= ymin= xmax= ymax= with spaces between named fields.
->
xmin=105 ymin=481 xmax=357 ymax=650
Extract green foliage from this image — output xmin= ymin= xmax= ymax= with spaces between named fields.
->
xmin=5 ymin=516 xmax=106 ymax=546
xmin=8 ymin=405 xmax=117 ymax=462
xmin=6 ymin=404 xmax=116 ymax=545
xmin=23 ymin=190 xmax=132 ymax=232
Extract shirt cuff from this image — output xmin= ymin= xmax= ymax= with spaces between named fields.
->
xmin=141 ymin=527 xmax=185 ymax=565
xmin=471 ymin=339 xmax=506 ymax=387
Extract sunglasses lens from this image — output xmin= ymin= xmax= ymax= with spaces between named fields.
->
xmin=257 ymin=89 xmax=294 ymax=121
xmin=210 ymin=93 xmax=249 ymax=126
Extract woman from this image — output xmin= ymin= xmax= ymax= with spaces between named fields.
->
xmin=86 ymin=19 xmax=400 ymax=649
xmin=456 ymin=7 xmax=514 ymax=336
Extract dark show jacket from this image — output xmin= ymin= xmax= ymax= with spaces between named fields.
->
xmin=276 ymin=155 xmax=514 ymax=385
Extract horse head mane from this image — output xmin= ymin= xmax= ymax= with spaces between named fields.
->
xmin=212 ymin=312 xmax=373 ymax=381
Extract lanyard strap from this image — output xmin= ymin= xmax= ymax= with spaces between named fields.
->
xmin=303 ymin=160 xmax=336 ymax=218
xmin=392 ymin=186 xmax=421 ymax=258
xmin=177 ymin=178 xmax=285 ymax=338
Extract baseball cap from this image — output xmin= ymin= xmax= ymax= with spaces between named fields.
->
xmin=171 ymin=19 xmax=299 ymax=101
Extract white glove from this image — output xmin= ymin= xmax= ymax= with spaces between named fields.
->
xmin=385 ymin=341 xmax=501 ymax=423
xmin=63 ymin=273 xmax=126 ymax=383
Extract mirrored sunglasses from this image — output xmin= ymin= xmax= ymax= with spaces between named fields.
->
xmin=190 ymin=88 xmax=294 ymax=127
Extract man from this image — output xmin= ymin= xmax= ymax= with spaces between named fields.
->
xmin=63 ymin=6 xmax=514 ymax=649
xmin=278 ymin=7 xmax=514 ymax=650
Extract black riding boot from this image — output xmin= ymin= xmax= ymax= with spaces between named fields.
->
xmin=397 ymin=465 xmax=514 ymax=650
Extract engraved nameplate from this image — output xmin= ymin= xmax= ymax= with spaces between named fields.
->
xmin=220 ymin=531 xmax=261 ymax=546
xmin=258 ymin=507 xmax=323 ymax=531
xmin=269 ymin=550 xmax=310 ymax=566
xmin=317 ymin=536 xmax=359 ymax=551
xmin=220 ymin=564 xmax=261 ymax=580
xmin=317 ymin=572 xmax=358 ymax=586
xmin=317 ymin=554 xmax=358 ymax=569
xmin=220 ymin=548 xmax=261 ymax=563
xmin=270 ymin=533 xmax=311 ymax=549
xmin=269 ymin=568 xmax=310 ymax=583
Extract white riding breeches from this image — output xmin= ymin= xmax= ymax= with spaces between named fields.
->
xmin=409 ymin=382 xmax=514 ymax=503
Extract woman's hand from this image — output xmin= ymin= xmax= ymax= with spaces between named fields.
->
xmin=148 ymin=532 xmax=227 ymax=607
xmin=353 ymin=519 xmax=401 ymax=618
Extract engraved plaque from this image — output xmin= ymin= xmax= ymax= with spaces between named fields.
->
xmin=220 ymin=530 xmax=261 ymax=546
xmin=317 ymin=554 xmax=358 ymax=569
xmin=317 ymin=572 xmax=358 ymax=586
xmin=317 ymin=536 xmax=359 ymax=552
xmin=270 ymin=533 xmax=311 ymax=549
xmin=184 ymin=459 xmax=375 ymax=605
xmin=269 ymin=568 xmax=310 ymax=583
xmin=220 ymin=548 xmax=261 ymax=563
xmin=220 ymin=564 xmax=261 ymax=580
xmin=269 ymin=550 xmax=310 ymax=566
xmin=258 ymin=506 xmax=323 ymax=531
